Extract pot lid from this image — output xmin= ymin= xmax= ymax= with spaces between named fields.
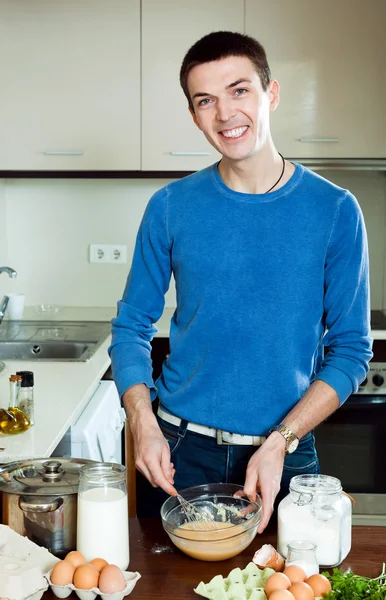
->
xmin=0 ymin=457 xmax=99 ymax=495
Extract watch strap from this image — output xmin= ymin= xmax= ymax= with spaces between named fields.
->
xmin=269 ymin=423 xmax=299 ymax=453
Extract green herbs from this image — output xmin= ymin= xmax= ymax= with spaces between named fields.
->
xmin=322 ymin=565 xmax=386 ymax=599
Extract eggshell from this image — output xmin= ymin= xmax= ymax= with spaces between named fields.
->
xmin=89 ymin=558 xmax=109 ymax=571
xmin=305 ymin=573 xmax=332 ymax=597
xmin=64 ymin=551 xmax=87 ymax=568
xmin=253 ymin=544 xmax=285 ymax=572
xmin=98 ymin=565 xmax=126 ymax=594
xmin=264 ymin=572 xmax=292 ymax=597
xmin=269 ymin=591 xmax=295 ymax=600
xmin=288 ymin=581 xmax=314 ymax=600
xmin=283 ymin=565 xmax=307 ymax=584
xmin=50 ymin=561 xmax=76 ymax=586
xmin=73 ymin=564 xmax=99 ymax=590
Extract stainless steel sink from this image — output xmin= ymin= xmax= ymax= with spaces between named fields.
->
xmin=0 ymin=320 xmax=111 ymax=362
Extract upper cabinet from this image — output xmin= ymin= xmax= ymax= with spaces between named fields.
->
xmin=141 ymin=0 xmax=244 ymax=171
xmin=0 ymin=1 xmax=385 ymax=171
xmin=246 ymin=0 xmax=386 ymax=159
xmin=0 ymin=0 xmax=140 ymax=170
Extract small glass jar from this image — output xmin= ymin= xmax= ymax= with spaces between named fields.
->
xmin=77 ymin=463 xmax=130 ymax=570
xmin=277 ymin=474 xmax=352 ymax=567
xmin=286 ymin=540 xmax=319 ymax=577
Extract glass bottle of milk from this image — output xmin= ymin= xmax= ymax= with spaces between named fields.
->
xmin=77 ymin=463 xmax=130 ymax=570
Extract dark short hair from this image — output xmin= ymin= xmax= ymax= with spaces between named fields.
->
xmin=180 ymin=31 xmax=271 ymax=111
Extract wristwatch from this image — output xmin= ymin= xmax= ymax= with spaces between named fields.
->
xmin=269 ymin=423 xmax=299 ymax=454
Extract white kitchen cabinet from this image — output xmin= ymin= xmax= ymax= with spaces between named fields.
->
xmin=0 ymin=0 xmax=140 ymax=170
xmin=141 ymin=0 xmax=244 ymax=171
xmin=246 ymin=0 xmax=386 ymax=159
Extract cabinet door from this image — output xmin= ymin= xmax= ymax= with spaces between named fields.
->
xmin=246 ymin=0 xmax=386 ymax=159
xmin=141 ymin=0 xmax=244 ymax=171
xmin=0 ymin=0 xmax=140 ymax=170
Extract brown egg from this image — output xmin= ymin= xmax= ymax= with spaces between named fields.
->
xmin=283 ymin=565 xmax=307 ymax=584
xmin=306 ymin=573 xmax=332 ymax=597
xmin=73 ymin=564 xmax=100 ymax=590
xmin=50 ymin=560 xmax=76 ymax=586
xmin=64 ymin=550 xmax=87 ymax=568
xmin=269 ymin=591 xmax=295 ymax=600
xmin=265 ymin=572 xmax=292 ymax=598
xmin=89 ymin=557 xmax=109 ymax=571
xmin=98 ymin=564 xmax=126 ymax=594
xmin=289 ymin=581 xmax=314 ymax=600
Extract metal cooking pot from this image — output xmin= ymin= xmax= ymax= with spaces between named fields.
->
xmin=0 ymin=457 xmax=100 ymax=557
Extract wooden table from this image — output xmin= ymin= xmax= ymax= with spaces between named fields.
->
xmin=43 ymin=519 xmax=386 ymax=599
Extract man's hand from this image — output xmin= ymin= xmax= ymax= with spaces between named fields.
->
xmin=123 ymin=384 xmax=177 ymax=497
xmin=242 ymin=432 xmax=286 ymax=533
xmin=133 ymin=420 xmax=177 ymax=496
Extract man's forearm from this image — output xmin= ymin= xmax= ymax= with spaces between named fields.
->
xmin=282 ymin=379 xmax=340 ymax=438
xmin=122 ymin=383 xmax=158 ymax=432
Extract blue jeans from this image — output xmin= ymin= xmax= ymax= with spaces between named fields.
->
xmin=136 ymin=414 xmax=320 ymax=517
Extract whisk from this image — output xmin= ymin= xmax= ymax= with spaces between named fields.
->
xmin=177 ymin=493 xmax=218 ymax=530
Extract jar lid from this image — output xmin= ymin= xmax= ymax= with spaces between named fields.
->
xmin=289 ymin=474 xmax=342 ymax=502
xmin=16 ymin=371 xmax=34 ymax=387
xmin=0 ymin=458 xmax=102 ymax=495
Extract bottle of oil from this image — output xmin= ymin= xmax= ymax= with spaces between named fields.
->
xmin=0 ymin=375 xmax=30 ymax=434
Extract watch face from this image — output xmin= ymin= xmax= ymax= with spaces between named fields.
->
xmin=287 ymin=438 xmax=299 ymax=454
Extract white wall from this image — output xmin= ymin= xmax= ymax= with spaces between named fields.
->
xmin=318 ymin=170 xmax=386 ymax=309
xmin=0 ymin=178 xmax=176 ymax=308
xmin=1 ymin=170 xmax=385 ymax=310
xmin=0 ymin=180 xmax=7 ymax=264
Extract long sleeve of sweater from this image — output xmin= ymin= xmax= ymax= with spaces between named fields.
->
xmin=313 ymin=192 xmax=372 ymax=401
xmin=109 ymin=189 xmax=171 ymax=399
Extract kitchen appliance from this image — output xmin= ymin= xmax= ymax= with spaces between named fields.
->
xmin=0 ymin=457 xmax=97 ymax=557
xmin=315 ymin=312 xmax=386 ymax=525
xmin=52 ymin=381 xmax=125 ymax=464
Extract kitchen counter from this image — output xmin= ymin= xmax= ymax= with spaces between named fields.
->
xmin=0 ymin=307 xmax=175 ymax=463
xmin=42 ymin=519 xmax=386 ymax=599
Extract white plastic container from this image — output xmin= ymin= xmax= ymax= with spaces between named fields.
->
xmin=277 ymin=474 xmax=352 ymax=567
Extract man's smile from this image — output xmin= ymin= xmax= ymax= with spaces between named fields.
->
xmin=219 ymin=126 xmax=249 ymax=139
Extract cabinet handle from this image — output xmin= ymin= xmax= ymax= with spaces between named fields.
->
xmin=298 ymin=138 xmax=339 ymax=143
xmin=44 ymin=151 xmax=84 ymax=156
xmin=170 ymin=151 xmax=211 ymax=156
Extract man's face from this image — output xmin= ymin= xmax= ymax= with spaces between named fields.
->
xmin=187 ymin=55 xmax=279 ymax=162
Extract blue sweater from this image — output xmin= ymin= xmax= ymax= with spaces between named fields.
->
xmin=109 ymin=163 xmax=372 ymax=435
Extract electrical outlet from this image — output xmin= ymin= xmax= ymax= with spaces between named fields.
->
xmin=110 ymin=245 xmax=127 ymax=264
xmin=89 ymin=244 xmax=127 ymax=264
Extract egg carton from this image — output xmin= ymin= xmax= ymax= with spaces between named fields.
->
xmin=0 ymin=556 xmax=48 ymax=600
xmin=46 ymin=569 xmax=141 ymax=600
xmin=194 ymin=562 xmax=275 ymax=600
xmin=0 ymin=525 xmax=60 ymax=600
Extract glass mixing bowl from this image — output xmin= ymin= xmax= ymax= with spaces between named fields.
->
xmin=161 ymin=483 xmax=262 ymax=561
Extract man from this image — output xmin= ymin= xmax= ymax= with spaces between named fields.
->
xmin=109 ymin=31 xmax=372 ymax=531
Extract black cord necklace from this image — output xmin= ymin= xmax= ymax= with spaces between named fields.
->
xmin=265 ymin=153 xmax=285 ymax=193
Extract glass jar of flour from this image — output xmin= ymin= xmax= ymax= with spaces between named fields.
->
xmin=277 ymin=474 xmax=352 ymax=567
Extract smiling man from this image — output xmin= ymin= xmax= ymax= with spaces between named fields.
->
xmin=109 ymin=31 xmax=372 ymax=530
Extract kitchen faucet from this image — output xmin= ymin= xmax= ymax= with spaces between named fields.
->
xmin=0 ymin=266 xmax=17 ymax=278
xmin=0 ymin=266 xmax=17 ymax=324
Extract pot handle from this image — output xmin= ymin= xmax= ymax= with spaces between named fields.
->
xmin=19 ymin=496 xmax=64 ymax=513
